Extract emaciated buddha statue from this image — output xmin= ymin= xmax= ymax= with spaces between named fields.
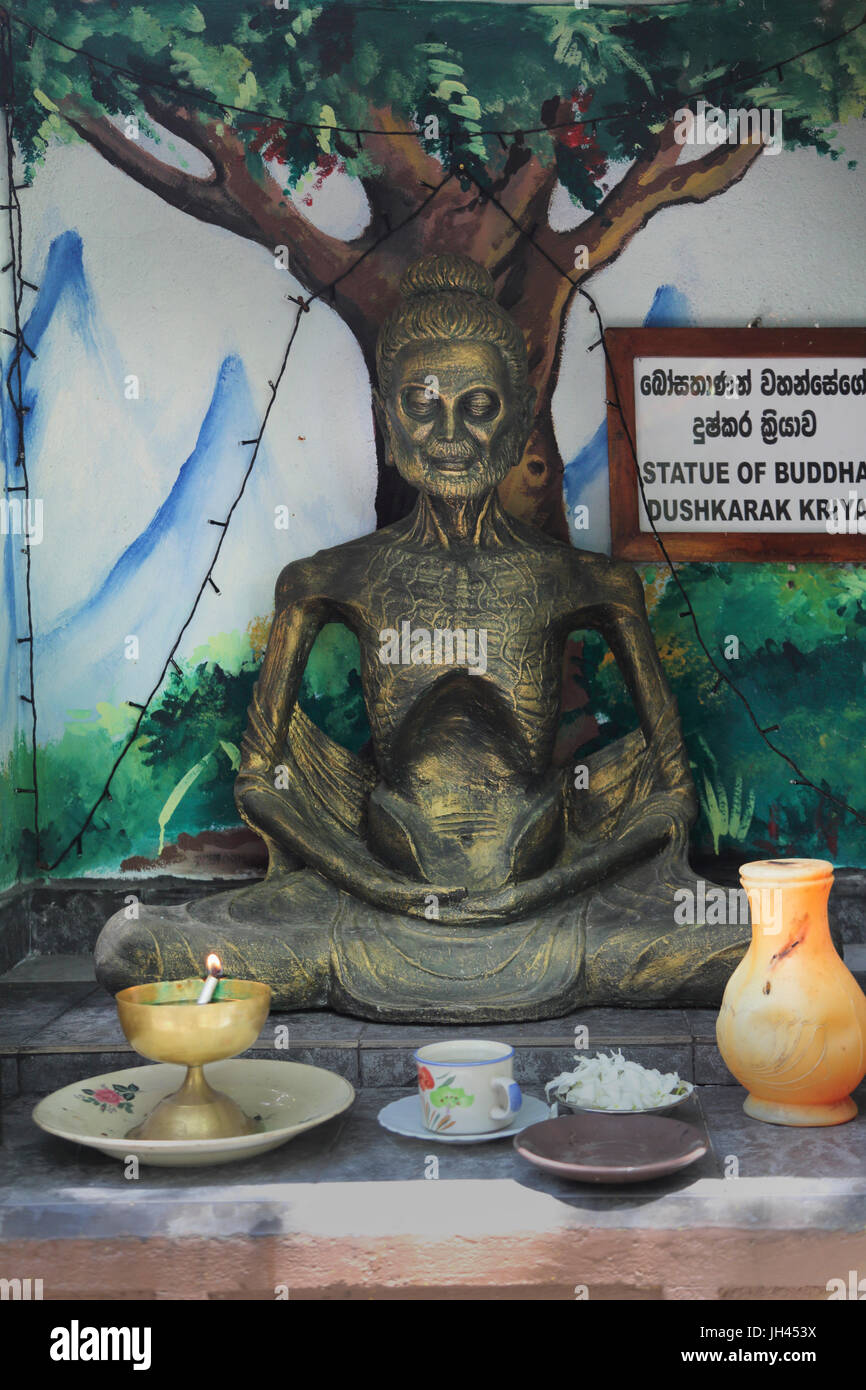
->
xmin=96 ymin=254 xmax=748 ymax=1021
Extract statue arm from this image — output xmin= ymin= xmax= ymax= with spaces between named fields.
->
xmin=234 ymin=564 xmax=327 ymax=817
xmin=593 ymin=562 xmax=697 ymax=816
xmin=237 ymin=781 xmax=472 ymax=912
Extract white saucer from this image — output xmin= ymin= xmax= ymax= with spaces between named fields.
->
xmin=32 ymin=1059 xmax=355 ymax=1167
xmin=377 ymin=1093 xmax=550 ymax=1143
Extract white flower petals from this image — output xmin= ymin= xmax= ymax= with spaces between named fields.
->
xmin=544 ymin=1049 xmax=692 ymax=1111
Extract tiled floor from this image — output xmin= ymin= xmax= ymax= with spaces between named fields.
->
xmin=0 ymin=956 xmax=730 ymax=1100
xmin=3 ymin=950 xmax=866 ymax=1101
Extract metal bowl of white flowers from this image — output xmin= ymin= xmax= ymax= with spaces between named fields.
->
xmin=545 ymin=1050 xmax=694 ymax=1117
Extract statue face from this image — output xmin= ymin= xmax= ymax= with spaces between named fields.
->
xmin=382 ymin=340 xmax=530 ymax=501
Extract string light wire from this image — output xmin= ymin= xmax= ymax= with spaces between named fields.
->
xmin=41 ymin=172 xmax=454 ymax=873
xmin=1 ymin=14 xmax=40 ymax=861
xmin=462 ymin=165 xmax=866 ymax=829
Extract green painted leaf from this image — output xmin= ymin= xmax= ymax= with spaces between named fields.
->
xmin=157 ymin=751 xmax=215 ymax=854
xmin=218 ymin=740 xmax=241 ymax=771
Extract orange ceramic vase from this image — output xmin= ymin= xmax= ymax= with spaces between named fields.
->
xmin=716 ymin=858 xmax=866 ymax=1126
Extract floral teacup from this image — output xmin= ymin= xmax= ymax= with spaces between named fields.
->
xmin=415 ymin=1039 xmax=522 ymax=1134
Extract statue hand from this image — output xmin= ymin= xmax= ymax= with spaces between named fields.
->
xmin=237 ymin=780 xmax=470 ymax=913
xmin=614 ymin=790 xmax=689 ymax=850
xmin=428 ymin=795 xmax=684 ymax=926
xmin=237 ymin=773 xmax=685 ymax=927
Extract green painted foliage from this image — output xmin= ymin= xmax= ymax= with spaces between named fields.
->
xmin=588 ymin=564 xmax=866 ymax=864
xmin=12 ymin=559 xmax=866 ymax=876
xmin=297 ymin=623 xmax=371 ymax=753
xmin=9 ymin=0 xmax=866 ymax=208
xmin=0 ymin=737 xmax=31 ymax=891
xmin=28 ymin=649 xmax=259 ymax=873
xmin=13 ymin=625 xmax=371 ymax=874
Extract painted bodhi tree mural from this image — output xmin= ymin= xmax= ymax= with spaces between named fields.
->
xmin=5 ymin=0 xmax=866 ymax=881
xmin=11 ymin=0 xmax=866 ymax=533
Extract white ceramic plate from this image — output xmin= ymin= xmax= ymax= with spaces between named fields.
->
xmin=32 ymin=1059 xmax=355 ymax=1167
xmin=377 ymin=1092 xmax=550 ymax=1143
xmin=550 ymin=1085 xmax=694 ymax=1118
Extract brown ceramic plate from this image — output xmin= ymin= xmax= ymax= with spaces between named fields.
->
xmin=514 ymin=1112 xmax=707 ymax=1184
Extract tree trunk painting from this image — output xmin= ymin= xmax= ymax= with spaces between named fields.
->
xmin=59 ymin=95 xmax=764 ymax=534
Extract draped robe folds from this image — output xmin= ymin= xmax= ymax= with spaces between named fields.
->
xmin=95 ymin=690 xmax=748 ymax=1021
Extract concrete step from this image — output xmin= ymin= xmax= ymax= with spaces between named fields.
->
xmin=4 ymin=950 xmax=865 ymax=1103
xmin=0 ymin=961 xmax=734 ymax=1100
xmin=3 ymin=1076 xmax=866 ymax=1300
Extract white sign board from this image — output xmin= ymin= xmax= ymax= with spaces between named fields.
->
xmin=633 ymin=356 xmax=866 ymax=533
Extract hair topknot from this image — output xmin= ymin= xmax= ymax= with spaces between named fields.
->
xmin=399 ymin=254 xmax=495 ymax=302
xmin=376 ymin=252 xmax=528 ymax=395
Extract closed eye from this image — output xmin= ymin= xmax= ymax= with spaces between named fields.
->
xmin=461 ymin=389 xmax=499 ymax=421
xmin=402 ymin=386 xmax=439 ymax=420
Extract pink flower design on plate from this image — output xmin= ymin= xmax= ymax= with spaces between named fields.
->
xmin=78 ymin=1080 xmax=140 ymax=1114
xmin=92 ymin=1088 xmax=123 ymax=1105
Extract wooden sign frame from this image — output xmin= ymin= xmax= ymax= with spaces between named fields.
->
xmin=606 ymin=327 xmax=866 ymax=562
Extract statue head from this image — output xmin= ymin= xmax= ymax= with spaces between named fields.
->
xmin=374 ymin=254 xmax=535 ymax=501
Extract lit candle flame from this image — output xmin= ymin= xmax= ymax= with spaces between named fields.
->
xmin=196 ymin=952 xmax=224 ymax=1005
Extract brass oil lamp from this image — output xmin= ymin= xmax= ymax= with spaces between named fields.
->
xmin=115 ymin=959 xmax=271 ymax=1141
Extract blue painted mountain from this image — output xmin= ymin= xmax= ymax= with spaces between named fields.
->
xmin=5 ymin=230 xmax=267 ymax=739
xmin=0 ymin=530 xmax=21 ymax=762
xmin=13 ymin=230 xmax=154 ymax=629
xmin=565 ymin=284 xmax=694 ymax=551
xmin=36 ymin=351 xmax=263 ymax=738
xmin=16 ymin=226 xmax=372 ymax=743
xmin=0 ymin=339 xmax=24 ymax=762
xmin=0 ymin=237 xmax=79 ymax=761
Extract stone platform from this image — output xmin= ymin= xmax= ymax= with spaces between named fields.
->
xmin=0 ymin=952 xmax=727 ymax=1101
xmin=2 ymin=952 xmax=866 ymax=1298
xmin=2 ymin=946 xmax=866 ymax=1100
